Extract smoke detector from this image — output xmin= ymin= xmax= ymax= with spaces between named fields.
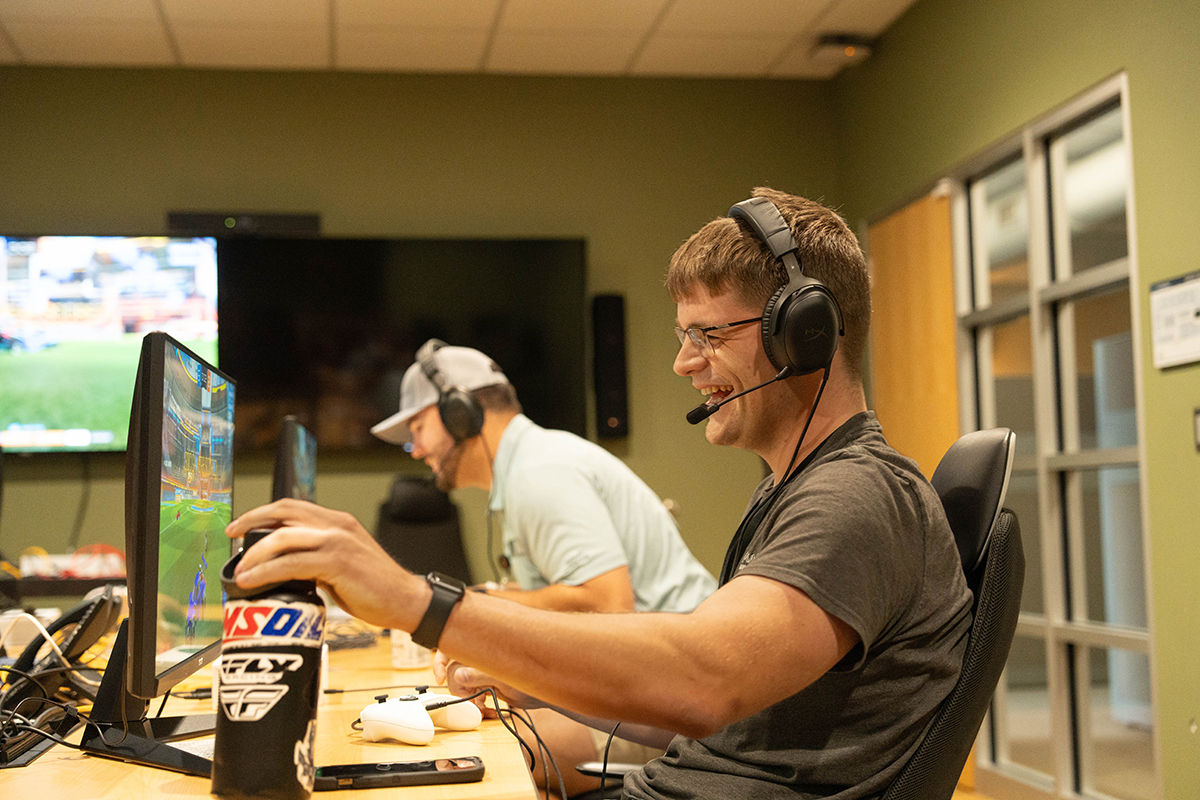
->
xmin=810 ymin=34 xmax=874 ymax=68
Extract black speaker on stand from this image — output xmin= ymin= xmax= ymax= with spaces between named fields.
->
xmin=592 ymin=294 xmax=629 ymax=439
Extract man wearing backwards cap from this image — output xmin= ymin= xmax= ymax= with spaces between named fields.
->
xmin=371 ymin=338 xmax=716 ymax=797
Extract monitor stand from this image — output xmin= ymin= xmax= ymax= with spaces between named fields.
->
xmin=79 ymin=618 xmax=214 ymax=777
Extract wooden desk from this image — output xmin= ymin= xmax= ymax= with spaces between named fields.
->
xmin=4 ymin=639 xmax=538 ymax=799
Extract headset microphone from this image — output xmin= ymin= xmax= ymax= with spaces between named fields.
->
xmin=686 ymin=366 xmax=794 ymax=425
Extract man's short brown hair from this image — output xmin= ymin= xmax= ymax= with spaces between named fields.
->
xmin=471 ymin=382 xmax=522 ymax=414
xmin=666 ymin=187 xmax=870 ymax=380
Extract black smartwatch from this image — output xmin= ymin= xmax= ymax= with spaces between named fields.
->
xmin=410 ymin=572 xmax=467 ymax=649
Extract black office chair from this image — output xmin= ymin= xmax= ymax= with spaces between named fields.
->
xmin=576 ymin=429 xmax=1024 ymax=800
xmin=374 ymin=475 xmax=474 ymax=585
xmin=881 ymin=427 xmax=1024 ymax=799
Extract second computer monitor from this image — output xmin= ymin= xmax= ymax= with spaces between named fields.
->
xmin=272 ymin=415 xmax=317 ymax=502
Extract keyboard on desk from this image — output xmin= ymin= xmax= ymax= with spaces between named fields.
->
xmin=172 ymin=736 xmax=216 ymax=760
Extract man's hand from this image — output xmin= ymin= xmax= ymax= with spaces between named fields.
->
xmin=444 ymin=660 xmax=549 ymax=718
xmin=225 ymin=498 xmax=427 ymax=631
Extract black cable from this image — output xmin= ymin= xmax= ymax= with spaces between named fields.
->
xmin=600 ymin=721 xmax=621 ymax=796
xmin=1 ymin=694 xmax=85 ymax=750
xmin=323 ymin=682 xmax=450 ymax=695
xmin=504 ymin=705 xmax=566 ymax=800
xmin=0 ymin=666 xmax=52 ymax=715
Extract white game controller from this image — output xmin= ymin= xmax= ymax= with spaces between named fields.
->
xmin=359 ymin=691 xmax=483 ymax=745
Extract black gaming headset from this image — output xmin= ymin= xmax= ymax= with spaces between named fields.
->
xmin=416 ymin=339 xmax=485 ymax=443
xmin=728 ymin=196 xmax=844 ymax=375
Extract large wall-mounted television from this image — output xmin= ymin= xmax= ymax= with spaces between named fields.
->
xmin=216 ymin=237 xmax=587 ymax=453
xmin=0 ymin=235 xmax=218 ymax=453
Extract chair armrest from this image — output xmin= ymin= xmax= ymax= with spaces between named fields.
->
xmin=576 ymin=761 xmax=641 ymax=778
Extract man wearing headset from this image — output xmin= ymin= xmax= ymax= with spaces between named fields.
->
xmin=369 ymin=339 xmax=716 ymax=797
xmin=227 ymin=188 xmax=973 ymax=799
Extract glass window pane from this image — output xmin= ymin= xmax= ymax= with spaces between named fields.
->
xmin=989 ymin=314 xmax=1036 ymax=460
xmin=1080 ymin=646 xmax=1155 ymax=800
xmin=1053 ymin=105 xmax=1129 ymax=275
xmin=1066 ymin=288 xmax=1136 ymax=451
xmin=1078 ymin=467 xmax=1146 ymax=628
xmin=998 ymin=633 xmax=1052 ymax=780
xmin=1005 ymin=471 xmax=1042 ymax=615
xmin=978 ymin=159 xmax=1029 ymax=304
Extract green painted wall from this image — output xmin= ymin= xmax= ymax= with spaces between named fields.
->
xmin=0 ymin=66 xmax=840 ymax=588
xmin=834 ymin=0 xmax=1200 ymax=794
xmin=3 ymin=1 xmax=1197 ymax=789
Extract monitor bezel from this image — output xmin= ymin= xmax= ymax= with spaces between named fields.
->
xmin=124 ymin=330 xmax=233 ymax=700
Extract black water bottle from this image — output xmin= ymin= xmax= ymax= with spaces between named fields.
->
xmin=212 ymin=528 xmax=326 ymax=800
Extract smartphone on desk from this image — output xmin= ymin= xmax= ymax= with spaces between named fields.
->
xmin=313 ymin=756 xmax=485 ymax=790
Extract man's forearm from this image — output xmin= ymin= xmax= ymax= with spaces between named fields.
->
xmin=485 ymin=583 xmax=630 ymax=613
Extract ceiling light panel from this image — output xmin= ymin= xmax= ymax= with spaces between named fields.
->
xmin=4 ymin=20 xmax=173 ymax=65
xmin=174 ymin=24 xmax=328 ymax=69
xmin=337 ymin=26 xmax=490 ymax=72
xmin=819 ymin=0 xmax=914 ymax=33
xmin=634 ymin=34 xmax=790 ymax=77
xmin=658 ymin=0 xmax=825 ymax=36
xmin=336 ymin=0 xmax=502 ymax=28
xmin=499 ymin=0 xmax=669 ymax=32
xmin=488 ymin=30 xmax=640 ymax=74
xmin=0 ymin=0 xmax=159 ymax=22
xmin=161 ymin=0 xmax=327 ymax=26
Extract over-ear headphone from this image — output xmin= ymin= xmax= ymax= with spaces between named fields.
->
xmin=416 ymin=339 xmax=485 ymax=443
xmin=728 ymin=197 xmax=844 ymax=375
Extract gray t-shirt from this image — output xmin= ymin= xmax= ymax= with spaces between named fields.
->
xmin=625 ymin=412 xmax=972 ymax=799
xmin=491 ymin=414 xmax=716 ymax=612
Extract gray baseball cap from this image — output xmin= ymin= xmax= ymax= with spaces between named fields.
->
xmin=371 ymin=341 xmax=509 ymax=445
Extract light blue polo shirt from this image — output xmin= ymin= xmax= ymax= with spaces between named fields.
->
xmin=490 ymin=415 xmax=716 ymax=612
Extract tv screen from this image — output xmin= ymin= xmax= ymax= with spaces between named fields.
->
xmin=0 ymin=235 xmax=218 ymax=453
xmin=216 ymin=237 xmax=587 ymax=453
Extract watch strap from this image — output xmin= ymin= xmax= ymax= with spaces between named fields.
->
xmin=411 ymin=572 xmax=466 ymax=649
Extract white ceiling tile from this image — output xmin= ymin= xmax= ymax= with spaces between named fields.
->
xmin=659 ymin=0 xmax=825 ymax=37
xmin=162 ymin=0 xmax=327 ymax=26
xmin=174 ymin=24 xmax=328 ymax=70
xmin=499 ymin=0 xmax=668 ymax=33
xmin=633 ymin=34 xmax=789 ymax=77
xmin=0 ymin=0 xmax=912 ymax=78
xmin=0 ymin=0 xmax=159 ymax=22
xmin=4 ymin=20 xmax=173 ymax=65
xmin=487 ymin=30 xmax=639 ymax=74
xmin=336 ymin=0 xmax=501 ymax=29
xmin=0 ymin=28 xmax=20 ymax=61
xmin=336 ymin=25 xmax=488 ymax=72
xmin=818 ymin=0 xmax=919 ymax=35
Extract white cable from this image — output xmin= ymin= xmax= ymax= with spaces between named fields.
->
xmin=0 ymin=612 xmax=101 ymax=688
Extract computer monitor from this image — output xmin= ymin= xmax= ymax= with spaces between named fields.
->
xmin=81 ymin=331 xmax=234 ymax=776
xmin=271 ymin=415 xmax=316 ymax=502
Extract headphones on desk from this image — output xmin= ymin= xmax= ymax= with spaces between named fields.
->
xmin=728 ymin=196 xmax=844 ymax=375
xmin=416 ymin=339 xmax=485 ymax=443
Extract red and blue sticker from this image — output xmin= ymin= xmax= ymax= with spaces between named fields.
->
xmin=223 ymin=599 xmax=325 ymax=650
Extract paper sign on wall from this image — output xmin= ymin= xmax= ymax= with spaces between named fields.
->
xmin=1149 ymin=270 xmax=1200 ymax=369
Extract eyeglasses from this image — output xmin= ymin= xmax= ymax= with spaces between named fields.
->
xmin=674 ymin=318 xmax=759 ymax=357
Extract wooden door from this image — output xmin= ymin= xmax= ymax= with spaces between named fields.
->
xmin=866 ymin=190 xmax=960 ymax=480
